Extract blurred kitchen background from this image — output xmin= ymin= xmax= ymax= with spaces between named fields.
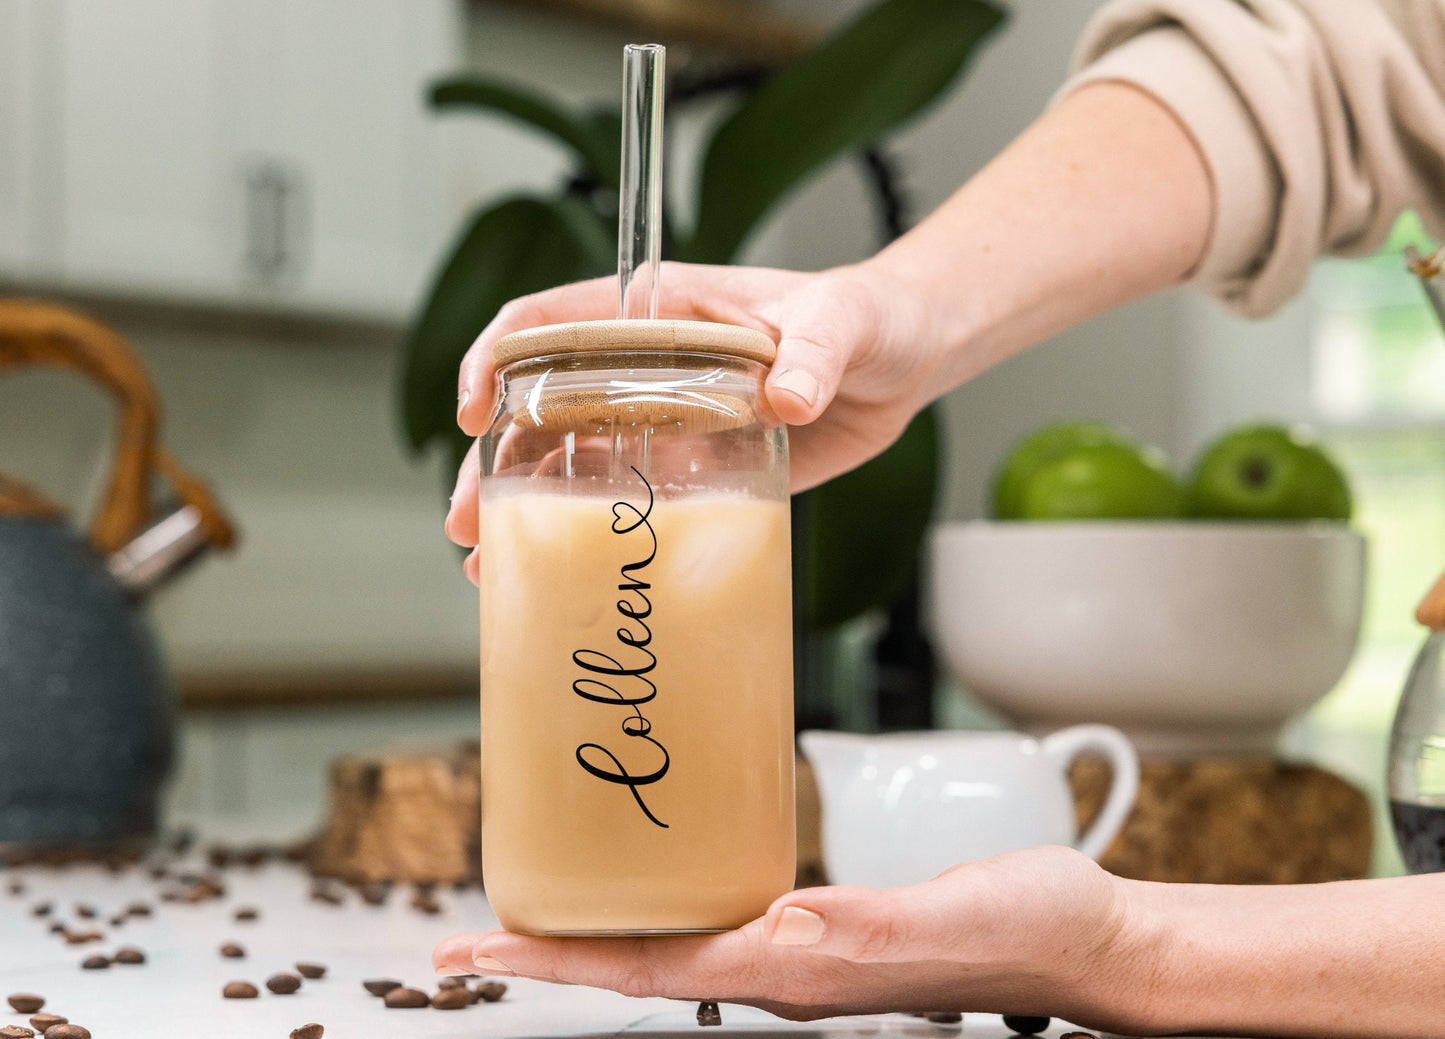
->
xmin=1 ymin=0 xmax=1441 ymax=871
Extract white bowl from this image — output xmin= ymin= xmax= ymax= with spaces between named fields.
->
xmin=928 ymin=522 xmax=1367 ymax=755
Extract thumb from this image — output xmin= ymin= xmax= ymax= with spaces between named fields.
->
xmin=764 ymin=280 xmax=876 ymax=426
xmin=763 ymin=882 xmax=964 ymax=964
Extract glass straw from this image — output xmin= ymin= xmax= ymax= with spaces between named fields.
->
xmin=618 ymin=44 xmax=665 ymax=321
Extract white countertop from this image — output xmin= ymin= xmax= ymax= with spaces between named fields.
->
xmin=0 ymin=857 xmax=1236 ymax=1039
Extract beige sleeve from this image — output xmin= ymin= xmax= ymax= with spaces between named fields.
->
xmin=1058 ymin=0 xmax=1445 ymax=316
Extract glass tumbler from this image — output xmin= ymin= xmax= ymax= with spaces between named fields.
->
xmin=477 ymin=319 xmax=795 ymax=935
xmin=1388 ymin=570 xmax=1445 ymax=872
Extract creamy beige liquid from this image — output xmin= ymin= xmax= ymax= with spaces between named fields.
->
xmin=479 ymin=475 xmax=795 ymax=934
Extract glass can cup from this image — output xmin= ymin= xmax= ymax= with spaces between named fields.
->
xmin=477 ymin=319 xmax=796 ymax=935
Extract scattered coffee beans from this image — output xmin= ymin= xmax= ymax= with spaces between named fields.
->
xmin=475 ymin=981 xmax=507 ymax=1003
xmin=289 ymin=1025 xmax=324 ymax=1039
xmin=295 ymin=962 xmax=326 ymax=979
xmin=113 ymin=946 xmax=145 ymax=965
xmin=696 ymin=1002 xmax=722 ymax=1027
xmin=220 ymin=942 xmax=245 ymax=959
xmin=79 ymin=956 xmax=109 ymax=970
xmin=223 ymin=981 xmax=259 ymax=999
xmin=28 ymin=1017 xmax=64 ymax=1032
xmin=1002 ymin=1015 xmax=1052 ymax=1035
xmin=267 ymin=973 xmax=302 ymax=995
xmin=0 ymin=1026 xmax=33 ymax=1038
xmin=233 ymin=906 xmax=259 ymax=922
xmin=7 ymin=994 xmax=44 ymax=1013
xmin=45 ymin=1024 xmax=90 ymax=1039
xmin=431 ymin=988 xmax=471 ymax=1010
xmin=382 ymin=987 xmax=430 ymax=1009
xmin=362 ymin=979 xmax=401 ymax=997
xmin=922 ymin=1012 xmax=963 ymax=1024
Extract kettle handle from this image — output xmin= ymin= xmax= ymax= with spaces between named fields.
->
xmin=1418 ymin=571 xmax=1445 ymax=632
xmin=0 ymin=299 xmax=235 ymax=553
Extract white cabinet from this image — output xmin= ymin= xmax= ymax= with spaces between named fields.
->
xmin=4 ymin=0 xmax=464 ymax=322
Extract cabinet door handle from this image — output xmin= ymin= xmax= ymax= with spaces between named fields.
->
xmin=244 ymin=160 xmax=305 ymax=285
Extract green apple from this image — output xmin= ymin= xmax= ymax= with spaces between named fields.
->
xmin=1018 ymin=441 xmax=1186 ymax=520
xmin=991 ymin=420 xmax=1132 ymax=519
xmin=1185 ymin=424 xmax=1352 ymax=521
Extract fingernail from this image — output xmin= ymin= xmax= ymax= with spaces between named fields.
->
xmin=772 ymin=369 xmax=819 ymax=409
xmin=771 ymin=906 xmax=825 ymax=946
xmin=472 ymin=953 xmax=513 ymax=973
xmin=457 ymin=388 xmax=471 ymax=424
xmin=436 ymin=965 xmax=473 ymax=978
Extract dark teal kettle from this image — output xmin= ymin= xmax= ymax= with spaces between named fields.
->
xmin=0 ymin=300 xmax=235 ymax=847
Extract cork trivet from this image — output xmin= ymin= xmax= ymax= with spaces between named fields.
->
xmin=1071 ymin=756 xmax=1372 ymax=884
xmin=310 ymin=742 xmax=826 ymax=890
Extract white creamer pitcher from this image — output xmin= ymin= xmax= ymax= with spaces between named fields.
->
xmin=800 ymin=725 xmax=1139 ymax=889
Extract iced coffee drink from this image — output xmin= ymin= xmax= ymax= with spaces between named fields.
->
xmin=478 ymin=319 xmax=795 ymax=935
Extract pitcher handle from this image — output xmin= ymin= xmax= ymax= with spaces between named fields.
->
xmin=1040 ymin=724 xmax=1139 ymax=861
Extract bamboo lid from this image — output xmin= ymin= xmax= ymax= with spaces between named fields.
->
xmin=492 ymin=319 xmax=777 ymax=367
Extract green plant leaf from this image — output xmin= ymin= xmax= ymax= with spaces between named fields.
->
xmin=798 ymin=406 xmax=941 ymax=630
xmin=430 ymin=76 xmax=618 ymax=187
xmin=400 ymin=194 xmax=612 ymax=456
xmin=683 ymin=0 xmax=1004 ymax=262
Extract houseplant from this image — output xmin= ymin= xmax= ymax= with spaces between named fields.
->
xmin=400 ymin=0 xmax=1006 ymax=721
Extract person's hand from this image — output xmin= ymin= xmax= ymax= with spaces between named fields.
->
xmin=445 ymin=259 xmax=950 ymax=586
xmin=431 ymin=846 xmax=1158 ymax=1031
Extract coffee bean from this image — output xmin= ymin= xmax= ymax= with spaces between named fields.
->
xmin=289 ymin=1025 xmax=324 ymax=1039
xmin=475 ymin=980 xmax=507 ymax=1003
xmin=207 ymin=847 xmax=232 ymax=870
xmin=237 ymin=847 xmax=269 ymax=868
xmin=295 ymin=962 xmax=326 ymax=979
xmin=27 ymin=1017 xmax=64 ymax=1032
xmin=1002 ymin=1016 xmax=1051 ymax=1035
xmin=410 ymin=893 xmax=442 ymax=915
xmin=72 ymin=904 xmax=95 ymax=920
xmin=267 ymin=973 xmax=302 ymax=995
xmin=46 ymin=922 xmax=64 ymax=935
xmin=220 ymin=942 xmax=245 ymax=959
xmin=383 ymin=987 xmax=429 ymax=1009
xmin=148 ymin=864 xmax=169 ymax=881
xmin=1059 ymin=1033 xmax=1099 ymax=1039
xmin=113 ymin=946 xmax=145 ymax=965
xmin=359 ymin=883 xmax=387 ymax=906
xmin=79 ymin=956 xmax=109 ymax=970
xmin=63 ymin=931 xmax=101 ymax=945
xmin=222 ymin=981 xmax=259 ymax=999
xmin=436 ymin=976 xmax=469 ymax=990
xmin=923 ymin=1012 xmax=963 ymax=1024
xmin=126 ymin=902 xmax=151 ymax=917
xmin=46 ymin=1024 xmax=91 ymax=1039
xmin=696 ymin=1001 xmax=722 ymax=1027
xmin=8 ymin=993 xmax=44 ymax=1013
xmin=31 ymin=903 xmax=51 ymax=917
xmin=233 ymin=906 xmax=259 ymax=922
xmin=0 ymin=1025 xmax=34 ymax=1038
xmin=362 ymin=979 xmax=400 ymax=997
xmin=431 ymin=988 xmax=471 ymax=1010
xmin=6 ymin=880 xmax=24 ymax=896
xmin=309 ymin=883 xmax=343 ymax=906
xmin=107 ymin=915 xmax=126 ymax=928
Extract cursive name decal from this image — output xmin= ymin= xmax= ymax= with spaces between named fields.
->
xmin=572 ymin=467 xmax=669 ymax=828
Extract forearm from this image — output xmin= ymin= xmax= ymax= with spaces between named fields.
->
xmin=861 ymin=80 xmax=1211 ymax=393
xmin=1103 ymin=872 xmax=1445 ymax=1038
